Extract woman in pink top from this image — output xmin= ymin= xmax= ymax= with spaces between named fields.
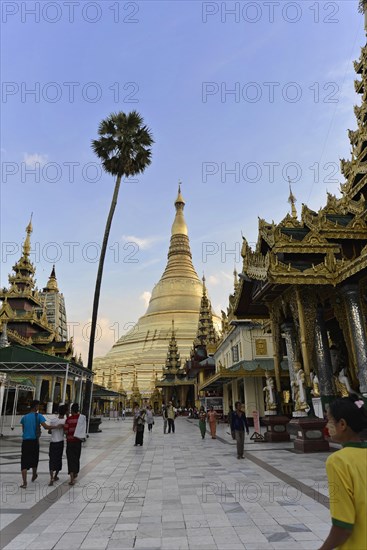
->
xmin=207 ymin=406 xmax=218 ymax=439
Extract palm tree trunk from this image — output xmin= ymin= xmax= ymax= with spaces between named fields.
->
xmin=83 ymin=174 xmax=122 ymax=416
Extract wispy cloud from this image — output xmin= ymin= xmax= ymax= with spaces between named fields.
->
xmin=23 ymin=152 xmax=48 ymax=168
xmin=121 ymin=234 xmax=163 ymax=250
xmin=140 ymin=291 xmax=151 ymax=308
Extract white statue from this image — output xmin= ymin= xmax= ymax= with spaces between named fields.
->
xmin=310 ymin=370 xmax=320 ymax=397
xmin=263 ymin=372 xmax=277 ymax=411
xmin=291 ymin=362 xmax=308 ymax=412
xmin=336 ymin=368 xmax=357 ymax=397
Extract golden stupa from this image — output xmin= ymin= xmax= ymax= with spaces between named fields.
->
xmin=93 ymin=186 xmax=220 ymax=396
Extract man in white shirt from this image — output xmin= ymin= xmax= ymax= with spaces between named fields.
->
xmin=48 ymin=404 xmax=68 ymax=486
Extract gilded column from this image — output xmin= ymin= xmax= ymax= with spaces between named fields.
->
xmin=296 ymin=289 xmax=311 ymax=384
xmin=340 ymin=284 xmax=367 ymax=395
xmin=314 ymin=306 xmax=334 ymax=404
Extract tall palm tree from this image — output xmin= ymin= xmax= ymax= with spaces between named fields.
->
xmin=84 ymin=111 xmax=153 ymax=415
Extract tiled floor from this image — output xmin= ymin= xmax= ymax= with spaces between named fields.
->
xmin=0 ymin=416 xmax=333 ymax=549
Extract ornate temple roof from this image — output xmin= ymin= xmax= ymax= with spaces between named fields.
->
xmin=0 ymin=220 xmax=78 ymax=362
xmin=235 ymin=28 xmax=367 ymax=316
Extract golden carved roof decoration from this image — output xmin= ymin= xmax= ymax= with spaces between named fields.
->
xmin=288 ymin=182 xmax=298 ymax=219
xmin=44 ymin=265 xmax=59 ymax=292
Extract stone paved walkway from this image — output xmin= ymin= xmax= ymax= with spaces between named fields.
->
xmin=0 ymin=416 xmax=333 ymax=549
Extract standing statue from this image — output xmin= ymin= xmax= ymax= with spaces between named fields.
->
xmin=291 ymin=362 xmax=309 ymax=412
xmin=263 ymin=372 xmax=277 ymax=412
xmin=334 ymin=367 xmax=357 ymax=397
xmin=310 ymin=370 xmax=320 ymax=397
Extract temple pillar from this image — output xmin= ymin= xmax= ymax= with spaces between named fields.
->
xmin=231 ymin=380 xmax=238 ymax=404
xmin=223 ymin=384 xmax=229 ymax=415
xmin=244 ymin=378 xmax=257 ymax=418
xmin=315 ymin=305 xmax=334 ymax=409
xmin=0 ymin=373 xmax=6 ymax=426
xmin=340 ymin=284 xmax=367 ymax=396
xmin=296 ymin=289 xmax=311 ymax=384
xmin=46 ymin=376 xmax=57 ymax=413
xmin=270 ymin=314 xmax=281 ymax=392
xmin=281 ymin=322 xmax=298 ymax=383
xmin=35 ymin=375 xmax=43 ymax=401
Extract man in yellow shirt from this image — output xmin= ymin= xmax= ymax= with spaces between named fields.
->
xmin=319 ymin=397 xmax=367 ymax=550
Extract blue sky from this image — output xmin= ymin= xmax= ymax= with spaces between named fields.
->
xmin=1 ymin=1 xmax=364 ymax=360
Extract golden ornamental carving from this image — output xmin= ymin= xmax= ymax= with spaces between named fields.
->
xmin=279 ymin=213 xmax=302 ymax=229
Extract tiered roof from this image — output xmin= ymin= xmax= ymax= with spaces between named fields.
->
xmin=191 ymin=276 xmax=218 ymax=358
xmin=235 ymin=38 xmax=367 ymax=317
xmin=0 ymin=220 xmax=77 ymax=360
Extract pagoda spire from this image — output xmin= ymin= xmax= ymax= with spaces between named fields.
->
xmin=288 ymin=180 xmax=297 ymax=219
xmin=165 ymin=320 xmax=181 ymax=371
xmin=359 ymin=1 xmax=367 ymax=32
xmin=193 ymin=276 xmax=218 ymax=355
xmin=6 ymin=217 xmax=38 ymax=299
xmin=340 ymin=12 xmax=367 ymax=201
xmin=131 ymin=367 xmax=142 ymax=404
xmin=44 ymin=265 xmax=59 ymax=292
xmin=171 ymin=182 xmax=187 ymax=236
xmin=158 ymin=184 xmax=199 ymax=282
xmin=23 ymin=214 xmax=33 ymax=258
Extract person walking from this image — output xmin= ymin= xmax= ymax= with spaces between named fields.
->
xmin=231 ymin=401 xmax=249 ymax=459
xmin=64 ymin=403 xmax=84 ymax=486
xmin=133 ymin=405 xmax=146 ymax=446
xmin=48 ymin=404 xmax=68 ymax=486
xmin=227 ymin=405 xmax=235 ymax=440
xmin=198 ymin=406 xmax=207 ymax=439
xmin=146 ymin=405 xmax=154 ymax=432
xmin=20 ymin=400 xmax=51 ymax=489
xmin=319 ymin=396 xmax=367 ymax=550
xmin=162 ymin=404 xmax=168 ymax=434
xmin=207 ymin=405 xmax=218 ymax=439
xmin=167 ymin=401 xmax=175 ymax=433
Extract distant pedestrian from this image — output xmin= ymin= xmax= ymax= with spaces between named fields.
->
xmin=122 ymin=408 xmax=126 ymax=420
xmin=319 ymin=396 xmax=367 ymax=550
xmin=133 ymin=404 xmax=146 ymax=446
xmin=207 ymin=406 xmax=218 ymax=439
xmin=146 ymin=405 xmax=154 ymax=432
xmin=162 ymin=405 xmax=168 ymax=434
xmin=20 ymin=400 xmax=51 ymax=489
xmin=231 ymin=401 xmax=249 ymax=459
xmin=198 ymin=406 xmax=207 ymax=439
xmin=227 ymin=405 xmax=235 ymax=440
xmin=167 ymin=401 xmax=175 ymax=433
xmin=64 ymin=403 xmax=84 ymax=485
xmin=48 ymin=404 xmax=68 ymax=486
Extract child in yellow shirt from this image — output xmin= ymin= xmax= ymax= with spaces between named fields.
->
xmin=319 ymin=396 xmax=367 ymax=550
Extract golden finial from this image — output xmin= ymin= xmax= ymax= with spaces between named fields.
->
xmin=172 ymin=184 xmax=187 ymax=235
xmin=23 ymin=214 xmax=33 ymax=258
xmin=288 ymin=178 xmax=297 ymax=219
xmin=202 ymin=273 xmax=207 ymax=296
xmin=175 ymin=181 xmax=185 ymax=206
